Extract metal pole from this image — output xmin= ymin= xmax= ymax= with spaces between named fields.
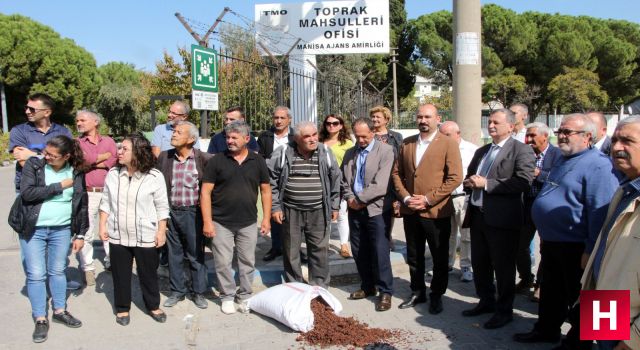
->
xmin=453 ymin=0 xmax=482 ymax=145
xmin=391 ymin=48 xmax=399 ymax=122
xmin=1 ymin=79 xmax=7 ymax=133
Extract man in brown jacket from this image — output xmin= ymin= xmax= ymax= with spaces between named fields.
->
xmin=392 ymin=104 xmax=463 ymax=314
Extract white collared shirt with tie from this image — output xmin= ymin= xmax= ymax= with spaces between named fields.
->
xmin=470 ymin=137 xmax=509 ymax=207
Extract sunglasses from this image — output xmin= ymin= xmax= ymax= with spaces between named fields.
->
xmin=554 ymin=128 xmax=586 ymax=136
xmin=25 ymin=105 xmax=49 ymax=113
xmin=325 ymin=121 xmax=341 ymax=127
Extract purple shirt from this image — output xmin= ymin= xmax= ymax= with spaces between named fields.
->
xmin=78 ymin=134 xmax=118 ymax=188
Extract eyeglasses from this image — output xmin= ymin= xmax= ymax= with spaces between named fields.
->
xmin=43 ymin=151 xmax=63 ymax=160
xmin=25 ymin=105 xmax=49 ymax=113
xmin=168 ymin=109 xmax=186 ymax=116
xmin=554 ymin=128 xmax=586 ymax=136
xmin=325 ymin=121 xmax=341 ymax=127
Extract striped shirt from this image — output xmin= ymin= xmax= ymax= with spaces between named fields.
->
xmin=170 ymin=151 xmax=199 ymax=206
xmin=283 ymin=149 xmax=323 ymax=210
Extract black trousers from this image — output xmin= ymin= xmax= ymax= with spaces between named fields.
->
xmin=469 ymin=206 xmax=519 ymax=315
xmin=534 ymin=241 xmax=585 ymax=336
xmin=403 ymin=214 xmax=451 ymax=298
xmin=110 ymin=243 xmax=160 ymax=313
xmin=167 ymin=207 xmax=208 ymax=295
xmin=349 ymin=209 xmax=393 ymax=295
xmin=516 ymin=199 xmax=537 ymax=284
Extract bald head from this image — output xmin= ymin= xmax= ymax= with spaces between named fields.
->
xmin=587 ymin=111 xmax=607 ymax=142
xmin=439 ymin=120 xmax=461 ymax=143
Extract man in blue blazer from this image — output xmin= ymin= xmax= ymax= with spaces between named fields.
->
xmin=515 ymin=122 xmax=563 ymax=296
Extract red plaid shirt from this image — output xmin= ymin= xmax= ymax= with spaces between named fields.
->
xmin=171 ymin=151 xmax=199 ymax=206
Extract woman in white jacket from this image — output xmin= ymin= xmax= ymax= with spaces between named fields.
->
xmin=99 ymin=133 xmax=169 ymax=326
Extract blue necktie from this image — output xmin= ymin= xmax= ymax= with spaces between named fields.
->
xmin=471 ymin=144 xmax=498 ymax=206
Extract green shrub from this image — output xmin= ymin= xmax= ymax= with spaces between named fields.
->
xmin=0 ymin=132 xmax=14 ymax=164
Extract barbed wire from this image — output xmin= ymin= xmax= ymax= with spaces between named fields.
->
xmin=180 ymin=7 xmax=390 ymax=80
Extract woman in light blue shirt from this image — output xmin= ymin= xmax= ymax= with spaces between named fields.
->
xmin=18 ymin=135 xmax=89 ymax=343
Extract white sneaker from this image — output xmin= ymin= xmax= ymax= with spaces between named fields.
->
xmin=460 ymin=267 xmax=473 ymax=282
xmin=236 ymin=300 xmax=250 ymax=314
xmin=221 ymin=300 xmax=236 ymax=314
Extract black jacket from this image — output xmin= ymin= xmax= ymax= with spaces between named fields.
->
xmin=257 ymin=127 xmax=295 ymax=159
xmin=16 ymin=157 xmax=89 ymax=239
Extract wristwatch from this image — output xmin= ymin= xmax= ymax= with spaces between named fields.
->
xmin=75 ymin=235 xmax=85 ymax=240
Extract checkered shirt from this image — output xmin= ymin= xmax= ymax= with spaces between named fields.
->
xmin=170 ymin=152 xmax=199 ymax=206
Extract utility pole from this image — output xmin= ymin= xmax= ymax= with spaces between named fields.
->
xmin=390 ymin=48 xmax=399 ymax=123
xmin=175 ymin=7 xmax=230 ymax=137
xmin=1 ymin=69 xmax=7 ymax=133
xmin=453 ymin=0 xmax=482 ymax=145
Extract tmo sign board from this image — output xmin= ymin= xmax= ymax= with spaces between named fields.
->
xmin=255 ymin=0 xmax=390 ymax=55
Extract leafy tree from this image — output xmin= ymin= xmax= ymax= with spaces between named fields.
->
xmin=482 ymin=67 xmax=526 ymax=108
xmin=95 ymin=62 xmax=149 ymax=134
xmin=548 ymin=67 xmax=608 ymax=113
xmin=0 ymin=14 xmax=100 ymax=127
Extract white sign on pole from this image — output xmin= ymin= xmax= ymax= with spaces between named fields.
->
xmin=455 ymin=32 xmax=480 ymax=65
xmin=255 ymin=0 xmax=390 ymax=55
xmin=192 ymin=90 xmax=219 ymax=111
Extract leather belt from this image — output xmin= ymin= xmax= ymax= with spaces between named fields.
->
xmin=87 ymin=187 xmax=103 ymax=192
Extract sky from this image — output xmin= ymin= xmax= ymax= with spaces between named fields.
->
xmin=2 ymin=0 xmax=638 ymax=72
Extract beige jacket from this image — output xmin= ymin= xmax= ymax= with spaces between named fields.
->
xmin=100 ymin=167 xmax=170 ymax=248
xmin=581 ymin=186 xmax=640 ymax=349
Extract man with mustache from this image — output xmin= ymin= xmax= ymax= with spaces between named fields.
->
xmin=462 ymin=109 xmax=535 ymax=329
xmin=268 ymin=121 xmax=341 ymax=289
xmin=514 ymin=114 xmax=618 ymax=345
xmin=577 ymin=115 xmax=640 ymax=350
xmin=157 ymin=121 xmax=212 ymax=309
xmin=201 ymin=120 xmax=271 ymax=314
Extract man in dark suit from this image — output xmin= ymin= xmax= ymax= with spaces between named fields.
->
xmin=587 ymin=111 xmax=611 ymax=156
xmin=461 ymin=108 xmax=535 ymax=329
xmin=515 ymin=122 xmax=563 ymax=298
xmin=257 ymin=106 xmax=295 ymax=262
xmin=342 ymin=117 xmax=396 ymax=311
xmin=392 ymin=104 xmax=463 ymax=314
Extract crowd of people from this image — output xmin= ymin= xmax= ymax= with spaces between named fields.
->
xmin=8 ymin=93 xmax=640 ymax=349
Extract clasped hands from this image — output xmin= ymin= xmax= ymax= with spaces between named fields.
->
xmin=463 ymin=175 xmax=487 ymax=190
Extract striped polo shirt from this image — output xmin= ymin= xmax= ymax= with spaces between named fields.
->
xmin=283 ymin=149 xmax=323 ymax=211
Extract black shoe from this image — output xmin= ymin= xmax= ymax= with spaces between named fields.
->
xmin=150 ymin=310 xmax=167 ymax=323
xmin=52 ymin=310 xmax=82 ymax=328
xmin=163 ymin=293 xmax=185 ymax=307
xmin=428 ymin=297 xmax=443 ymax=314
xmin=398 ymin=292 xmax=427 ymax=309
xmin=32 ymin=319 xmax=48 ymax=343
xmin=515 ymin=279 xmax=534 ymax=294
xmin=514 ymin=329 xmax=561 ymax=343
xmin=116 ymin=314 xmax=130 ymax=326
xmin=262 ymin=248 xmax=282 ymax=262
xmin=192 ymin=294 xmax=208 ymax=309
xmin=483 ymin=313 xmax=513 ymax=329
xmin=462 ymin=303 xmax=495 ymax=317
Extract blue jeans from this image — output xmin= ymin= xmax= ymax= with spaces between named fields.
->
xmin=20 ymin=226 xmax=71 ymax=318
